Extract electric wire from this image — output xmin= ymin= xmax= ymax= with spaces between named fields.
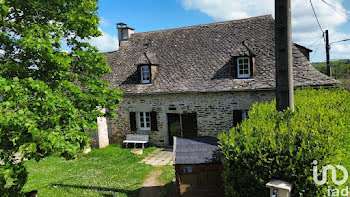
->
xmin=310 ymin=38 xmax=325 ymax=61
xmin=330 ymin=38 xmax=350 ymax=45
xmin=320 ymin=0 xmax=350 ymax=19
xmin=309 ymin=0 xmax=325 ymax=34
xmin=307 ymin=36 xmax=324 ymax=48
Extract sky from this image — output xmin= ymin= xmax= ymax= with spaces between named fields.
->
xmin=89 ymin=0 xmax=350 ymax=63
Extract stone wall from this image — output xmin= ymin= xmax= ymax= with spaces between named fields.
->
xmin=107 ymin=91 xmax=275 ymax=146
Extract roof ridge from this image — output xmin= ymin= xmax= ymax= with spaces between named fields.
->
xmin=132 ymin=14 xmax=273 ymax=35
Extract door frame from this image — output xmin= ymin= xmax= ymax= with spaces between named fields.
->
xmin=167 ymin=113 xmax=183 ymax=145
xmin=167 ymin=113 xmax=198 ymax=145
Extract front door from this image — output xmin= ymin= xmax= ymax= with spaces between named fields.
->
xmin=167 ymin=113 xmax=181 ymax=145
xmin=181 ymin=113 xmax=198 ymax=138
xmin=168 ymin=113 xmax=198 ymax=145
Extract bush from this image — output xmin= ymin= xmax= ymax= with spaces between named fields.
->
xmin=219 ymin=88 xmax=350 ymax=197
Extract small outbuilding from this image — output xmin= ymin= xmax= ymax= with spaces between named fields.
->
xmin=173 ymin=136 xmax=224 ymax=197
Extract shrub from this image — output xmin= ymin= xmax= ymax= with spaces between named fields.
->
xmin=219 ymin=88 xmax=350 ymax=197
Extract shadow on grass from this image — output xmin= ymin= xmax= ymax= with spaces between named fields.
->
xmin=139 ymin=182 xmax=180 ymax=197
xmin=51 ymin=183 xmax=138 ymax=196
xmin=52 ymin=181 xmax=180 ymax=197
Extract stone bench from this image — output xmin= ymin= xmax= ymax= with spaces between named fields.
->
xmin=123 ymin=134 xmax=149 ymax=149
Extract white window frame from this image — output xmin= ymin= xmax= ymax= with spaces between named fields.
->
xmin=140 ymin=65 xmax=150 ymax=84
xmin=137 ymin=112 xmax=151 ymax=131
xmin=237 ymin=57 xmax=251 ymax=78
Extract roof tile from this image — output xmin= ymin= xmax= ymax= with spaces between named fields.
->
xmin=104 ymin=15 xmax=337 ymax=94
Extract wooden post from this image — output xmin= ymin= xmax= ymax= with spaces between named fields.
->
xmin=325 ymin=30 xmax=332 ymax=77
xmin=275 ymin=0 xmax=294 ymax=111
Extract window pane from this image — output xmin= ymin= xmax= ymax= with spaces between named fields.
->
xmin=238 ymin=58 xmax=250 ymax=77
xmin=141 ymin=66 xmax=150 ymax=83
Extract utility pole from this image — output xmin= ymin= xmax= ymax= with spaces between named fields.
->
xmin=325 ymin=30 xmax=331 ymax=77
xmin=275 ymin=0 xmax=294 ymax=111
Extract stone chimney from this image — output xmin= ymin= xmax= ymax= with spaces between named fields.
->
xmin=117 ymin=23 xmax=134 ymax=46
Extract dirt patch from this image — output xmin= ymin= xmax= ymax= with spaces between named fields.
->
xmin=139 ymin=170 xmax=164 ymax=197
xmin=139 ymin=169 xmax=180 ymax=197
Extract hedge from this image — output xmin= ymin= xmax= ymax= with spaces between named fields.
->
xmin=219 ymin=88 xmax=350 ymax=197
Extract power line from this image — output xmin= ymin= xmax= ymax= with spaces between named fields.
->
xmin=310 ymin=38 xmax=324 ymax=60
xmin=309 ymin=0 xmax=324 ymax=34
xmin=320 ymin=0 xmax=350 ymax=19
xmin=321 ymin=0 xmax=350 ymax=18
xmin=307 ymin=36 xmax=324 ymax=48
xmin=330 ymin=38 xmax=350 ymax=45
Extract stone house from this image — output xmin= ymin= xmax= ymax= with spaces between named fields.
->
xmin=103 ymin=15 xmax=337 ymax=146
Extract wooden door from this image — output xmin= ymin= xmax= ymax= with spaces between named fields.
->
xmin=181 ymin=113 xmax=198 ymax=138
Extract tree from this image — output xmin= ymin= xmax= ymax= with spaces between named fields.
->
xmin=0 ymin=0 xmax=122 ymax=195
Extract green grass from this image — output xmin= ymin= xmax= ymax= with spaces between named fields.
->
xmin=23 ymin=144 xmax=156 ymax=197
xmin=158 ymin=166 xmax=175 ymax=186
xmin=157 ymin=165 xmax=176 ymax=197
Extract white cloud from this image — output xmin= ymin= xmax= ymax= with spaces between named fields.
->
xmin=100 ymin=17 xmax=109 ymax=27
xmin=88 ymin=29 xmax=119 ymax=52
xmin=181 ymin=0 xmax=350 ymax=62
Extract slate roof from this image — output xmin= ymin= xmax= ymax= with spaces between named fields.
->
xmin=104 ymin=15 xmax=337 ymax=94
xmin=173 ymin=137 xmax=221 ymax=165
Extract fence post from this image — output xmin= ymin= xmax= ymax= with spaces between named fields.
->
xmin=266 ymin=179 xmax=293 ymax=197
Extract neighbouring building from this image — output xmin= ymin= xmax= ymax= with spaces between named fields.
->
xmin=102 ymin=15 xmax=337 ymax=147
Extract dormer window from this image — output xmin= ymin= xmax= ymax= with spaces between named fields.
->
xmin=237 ymin=57 xmax=251 ymax=78
xmin=140 ymin=65 xmax=150 ymax=84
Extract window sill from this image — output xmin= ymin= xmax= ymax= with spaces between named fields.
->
xmin=138 ymin=83 xmax=152 ymax=85
xmin=235 ymin=77 xmax=254 ymax=80
xmin=138 ymin=128 xmax=151 ymax=131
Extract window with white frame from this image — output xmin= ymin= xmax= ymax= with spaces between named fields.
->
xmin=237 ymin=57 xmax=251 ymax=78
xmin=137 ymin=112 xmax=150 ymax=130
xmin=140 ymin=65 xmax=150 ymax=84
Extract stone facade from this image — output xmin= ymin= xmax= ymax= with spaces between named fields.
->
xmin=107 ymin=91 xmax=275 ymax=146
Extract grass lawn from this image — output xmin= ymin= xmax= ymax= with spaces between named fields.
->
xmin=23 ymin=144 xmax=157 ymax=197
xmin=157 ymin=166 xmax=176 ymax=197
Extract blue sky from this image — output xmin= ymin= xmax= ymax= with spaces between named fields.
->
xmin=90 ymin=0 xmax=350 ymax=63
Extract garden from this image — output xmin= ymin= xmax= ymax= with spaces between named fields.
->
xmin=23 ymin=145 xmax=174 ymax=197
